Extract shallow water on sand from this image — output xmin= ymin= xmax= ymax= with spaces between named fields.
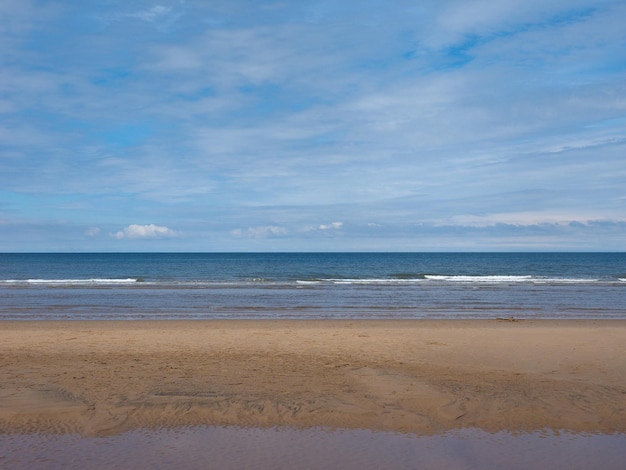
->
xmin=1 ymin=426 xmax=625 ymax=470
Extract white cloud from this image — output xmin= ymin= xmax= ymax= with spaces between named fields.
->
xmin=232 ymin=225 xmax=288 ymax=238
xmin=319 ymin=222 xmax=343 ymax=230
xmin=108 ymin=3 xmax=185 ymax=31
xmin=129 ymin=5 xmax=172 ymax=23
xmin=447 ymin=212 xmax=625 ymax=227
xmin=113 ymin=224 xmax=178 ymax=239
xmin=85 ymin=227 xmax=101 ymax=237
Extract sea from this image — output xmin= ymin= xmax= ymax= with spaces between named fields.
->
xmin=0 ymin=252 xmax=625 ymax=320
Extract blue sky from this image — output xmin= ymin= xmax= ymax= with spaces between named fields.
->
xmin=1 ymin=0 xmax=625 ymax=251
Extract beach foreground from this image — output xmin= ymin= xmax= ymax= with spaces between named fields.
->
xmin=1 ymin=320 xmax=625 ymax=436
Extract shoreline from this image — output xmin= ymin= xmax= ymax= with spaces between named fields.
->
xmin=2 ymin=319 xmax=625 ymax=436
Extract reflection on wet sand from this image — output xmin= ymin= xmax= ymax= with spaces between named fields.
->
xmin=1 ymin=426 xmax=625 ymax=470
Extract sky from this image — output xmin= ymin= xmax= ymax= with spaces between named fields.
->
xmin=1 ymin=0 xmax=625 ymax=252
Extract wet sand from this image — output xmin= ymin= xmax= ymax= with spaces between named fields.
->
xmin=1 ymin=320 xmax=625 ymax=436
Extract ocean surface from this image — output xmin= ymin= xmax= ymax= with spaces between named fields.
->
xmin=0 ymin=252 xmax=624 ymax=320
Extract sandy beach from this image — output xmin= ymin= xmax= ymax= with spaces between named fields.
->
xmin=1 ymin=320 xmax=625 ymax=437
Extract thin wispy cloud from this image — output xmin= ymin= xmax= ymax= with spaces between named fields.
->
xmin=232 ymin=226 xmax=288 ymax=238
xmin=1 ymin=0 xmax=624 ymax=251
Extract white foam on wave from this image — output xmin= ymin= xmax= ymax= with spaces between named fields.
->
xmin=333 ymin=279 xmax=423 ymax=285
xmin=531 ymin=278 xmax=600 ymax=284
xmin=1 ymin=278 xmax=139 ymax=285
xmin=296 ymin=276 xmax=603 ymax=285
xmin=425 ymin=275 xmax=533 ymax=283
xmin=425 ymin=275 xmax=604 ymax=284
xmin=297 ymin=278 xmax=426 ymax=285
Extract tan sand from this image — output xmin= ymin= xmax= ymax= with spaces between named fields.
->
xmin=1 ymin=320 xmax=625 ymax=436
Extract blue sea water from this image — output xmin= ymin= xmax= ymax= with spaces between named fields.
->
xmin=0 ymin=252 xmax=624 ymax=320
